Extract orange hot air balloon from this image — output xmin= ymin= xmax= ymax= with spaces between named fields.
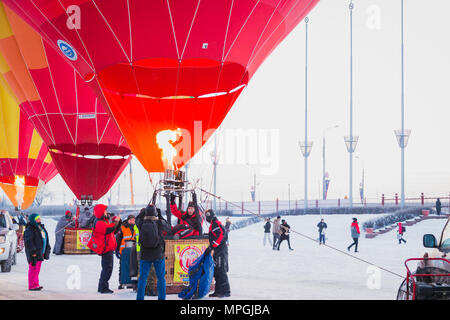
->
xmin=0 ymin=3 xmax=132 ymax=201
xmin=3 ymin=0 xmax=320 ymax=172
xmin=0 ymin=70 xmax=57 ymax=210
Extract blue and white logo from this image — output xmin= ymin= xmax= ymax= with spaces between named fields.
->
xmin=57 ymin=40 xmax=77 ymax=61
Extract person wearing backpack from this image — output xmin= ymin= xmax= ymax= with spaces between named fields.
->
xmin=136 ymin=204 xmax=171 ymax=300
xmin=87 ymin=204 xmax=121 ymax=294
xmin=397 ymin=222 xmax=406 ymax=244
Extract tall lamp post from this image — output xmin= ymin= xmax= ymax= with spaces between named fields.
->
xmin=210 ymin=132 xmax=219 ymax=212
xmin=345 ymin=1 xmax=359 ymax=208
xmin=299 ymin=16 xmax=313 ymax=212
xmin=322 ymin=125 xmax=339 ymax=200
xmin=396 ymin=0 xmax=411 ymax=209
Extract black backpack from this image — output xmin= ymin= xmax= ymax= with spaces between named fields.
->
xmin=139 ymin=220 xmax=160 ymax=249
xmin=402 ymin=226 xmax=406 ymax=233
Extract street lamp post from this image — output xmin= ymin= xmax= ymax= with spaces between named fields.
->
xmin=210 ymin=133 xmax=219 ymax=212
xmin=346 ymin=1 xmax=359 ymax=209
xmin=299 ymin=141 xmax=313 ymax=210
xmin=396 ymin=0 xmax=411 ymax=209
xmin=299 ymin=16 xmax=313 ymax=212
xmin=322 ymin=125 xmax=339 ymax=200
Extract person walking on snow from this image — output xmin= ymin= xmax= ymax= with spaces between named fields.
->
xmin=263 ymin=218 xmax=272 ymax=247
xmin=397 ymin=222 xmax=406 ymax=244
xmin=277 ymin=219 xmax=293 ymax=251
xmin=136 ymin=205 xmax=171 ymax=300
xmin=24 ymin=214 xmax=51 ymax=291
xmin=436 ymin=198 xmax=442 ymax=216
xmin=87 ymin=204 xmax=121 ymax=294
xmin=53 ymin=210 xmax=75 ymax=255
xmin=317 ymin=218 xmax=327 ymax=245
xmin=272 ymin=216 xmax=281 ymax=250
xmin=204 ymin=209 xmax=230 ymax=298
xmin=347 ymin=218 xmax=360 ymax=252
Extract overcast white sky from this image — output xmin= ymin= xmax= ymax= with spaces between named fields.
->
xmin=17 ymin=0 xmax=450 ymax=206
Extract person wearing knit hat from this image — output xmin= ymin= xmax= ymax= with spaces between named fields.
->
xmin=24 ymin=214 xmax=51 ymax=291
xmin=53 ymin=210 xmax=75 ymax=255
xmin=87 ymin=204 xmax=121 ymax=294
xmin=135 ymin=204 xmax=171 ymax=300
xmin=166 ymin=192 xmax=202 ymax=239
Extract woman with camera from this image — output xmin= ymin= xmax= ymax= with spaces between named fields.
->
xmin=87 ymin=204 xmax=121 ymax=294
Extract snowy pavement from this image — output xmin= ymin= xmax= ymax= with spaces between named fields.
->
xmin=0 ymin=214 xmax=446 ymax=300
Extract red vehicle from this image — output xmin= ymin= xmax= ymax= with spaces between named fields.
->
xmin=397 ymin=217 xmax=450 ymax=300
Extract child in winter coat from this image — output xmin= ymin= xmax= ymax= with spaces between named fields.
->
xmin=24 ymin=214 xmax=51 ymax=291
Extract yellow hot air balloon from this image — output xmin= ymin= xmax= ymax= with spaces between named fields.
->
xmin=0 ymin=57 xmax=57 ymax=210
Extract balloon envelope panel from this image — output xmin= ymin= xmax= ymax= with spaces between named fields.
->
xmin=2 ymin=0 xmax=320 ymax=172
xmin=0 ymin=3 xmax=132 ymax=200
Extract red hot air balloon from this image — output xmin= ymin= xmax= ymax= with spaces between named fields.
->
xmin=4 ymin=0 xmax=320 ymax=172
xmin=0 ymin=3 xmax=131 ymax=201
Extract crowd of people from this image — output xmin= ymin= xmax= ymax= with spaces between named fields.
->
xmin=17 ymin=191 xmax=231 ymax=300
xmin=16 ymin=194 xmax=444 ymax=298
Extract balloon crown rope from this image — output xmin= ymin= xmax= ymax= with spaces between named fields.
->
xmin=195 ymin=186 xmax=406 ymax=281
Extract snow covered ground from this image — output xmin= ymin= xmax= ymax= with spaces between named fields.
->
xmin=0 ymin=214 xmax=446 ymax=300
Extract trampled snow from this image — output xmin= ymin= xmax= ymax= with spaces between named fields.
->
xmin=0 ymin=214 xmax=446 ymax=300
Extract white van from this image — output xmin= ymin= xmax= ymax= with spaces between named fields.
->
xmin=0 ymin=210 xmax=19 ymax=272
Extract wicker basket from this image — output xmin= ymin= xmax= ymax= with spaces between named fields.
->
xmin=63 ymin=228 xmax=94 ymax=255
xmin=147 ymin=238 xmax=215 ymax=295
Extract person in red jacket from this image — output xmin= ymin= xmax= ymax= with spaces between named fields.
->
xmin=166 ymin=192 xmax=202 ymax=239
xmin=88 ymin=204 xmax=121 ymax=294
xmin=347 ymin=218 xmax=360 ymax=253
xmin=204 ymin=209 xmax=230 ymax=298
xmin=397 ymin=222 xmax=406 ymax=244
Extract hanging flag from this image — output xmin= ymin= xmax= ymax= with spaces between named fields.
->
xmin=324 ymin=172 xmax=331 ymax=200
xmin=359 ymin=168 xmax=365 ymax=204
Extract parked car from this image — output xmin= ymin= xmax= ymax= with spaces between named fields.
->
xmin=0 ymin=210 xmax=19 ymax=272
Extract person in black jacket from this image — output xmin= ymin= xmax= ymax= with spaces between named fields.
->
xmin=24 ymin=213 xmax=51 ymax=291
xmin=263 ymin=218 xmax=272 ymax=247
xmin=204 ymin=209 xmax=230 ymax=298
xmin=136 ymin=205 xmax=171 ymax=300
xmin=276 ymin=219 xmax=293 ymax=251
xmin=436 ymin=198 xmax=442 ymax=216
xmin=317 ymin=218 xmax=327 ymax=245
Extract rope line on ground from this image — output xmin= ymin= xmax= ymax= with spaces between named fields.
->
xmin=196 ymin=187 xmax=405 ymax=280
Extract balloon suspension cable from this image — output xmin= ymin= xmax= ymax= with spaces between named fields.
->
xmin=196 ymin=186 xmax=405 ymax=280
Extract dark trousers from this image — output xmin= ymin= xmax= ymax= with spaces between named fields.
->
xmin=213 ymin=252 xmax=230 ymax=295
xmin=319 ymin=233 xmax=326 ymax=244
xmin=98 ymin=251 xmax=114 ymax=292
xmin=348 ymin=238 xmax=359 ymax=252
xmin=277 ymin=236 xmax=292 ymax=250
